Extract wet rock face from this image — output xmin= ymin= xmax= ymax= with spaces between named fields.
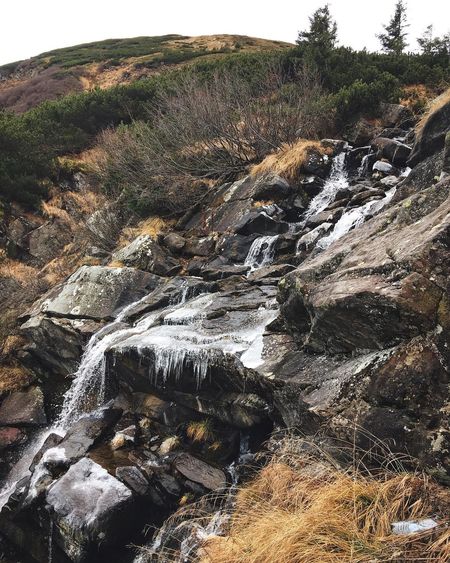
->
xmin=37 ymin=265 xmax=163 ymax=321
xmin=108 ymin=285 xmax=278 ymax=428
xmin=277 ymin=176 xmax=450 ymax=473
xmin=409 ymin=98 xmax=450 ymax=166
xmin=20 ymin=315 xmax=90 ymax=377
xmin=279 ymin=177 xmax=450 ymax=354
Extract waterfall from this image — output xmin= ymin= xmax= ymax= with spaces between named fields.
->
xmin=0 ymin=283 xmax=277 ymax=512
xmin=58 ymin=283 xmax=196 ymax=429
xmin=317 ymin=187 xmax=396 ymax=250
xmin=303 ymin=151 xmax=349 ymax=221
xmin=244 ymin=235 xmax=278 ymax=272
xmin=114 ymin=294 xmax=278 ymax=389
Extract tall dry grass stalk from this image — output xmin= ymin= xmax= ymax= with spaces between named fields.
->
xmin=197 ymin=434 xmax=450 ymax=563
xmin=251 ymin=139 xmax=331 ymax=182
xmin=139 ymin=434 xmax=449 ymax=563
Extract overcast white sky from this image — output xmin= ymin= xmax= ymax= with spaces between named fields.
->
xmin=1 ymin=0 xmax=449 ymax=65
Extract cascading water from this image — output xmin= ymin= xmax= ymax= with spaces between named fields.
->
xmin=317 ymin=187 xmax=396 ymax=250
xmin=0 ymin=282 xmax=277 ymax=512
xmin=357 ymin=151 xmax=374 ymax=177
xmin=244 ymin=235 xmax=278 ymax=272
xmin=303 ymin=150 xmax=349 ymax=221
xmin=114 ymin=292 xmax=278 ymax=389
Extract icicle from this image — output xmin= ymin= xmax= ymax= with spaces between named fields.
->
xmin=48 ymin=519 xmax=54 ymax=563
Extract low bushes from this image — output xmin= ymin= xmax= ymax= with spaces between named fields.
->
xmin=95 ymin=64 xmax=332 ymax=216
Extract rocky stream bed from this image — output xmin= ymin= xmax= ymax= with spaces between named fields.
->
xmin=0 ymin=101 xmax=449 ymax=562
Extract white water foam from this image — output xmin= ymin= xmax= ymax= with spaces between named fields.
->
xmin=317 ymin=187 xmax=396 ymax=250
xmin=244 ymin=235 xmax=279 ymax=272
xmin=303 ymin=151 xmax=349 ymax=221
xmin=0 ymin=286 xmax=277 ymax=511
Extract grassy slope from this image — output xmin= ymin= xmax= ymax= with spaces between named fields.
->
xmin=0 ymin=34 xmax=292 ymax=112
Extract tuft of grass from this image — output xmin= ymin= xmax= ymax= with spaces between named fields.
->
xmin=117 ymin=216 xmax=170 ymax=250
xmin=199 ymin=459 xmax=450 ymax=563
xmin=186 ymin=419 xmax=214 ymax=444
xmin=416 ymin=87 xmax=450 ymax=136
xmin=0 ymin=259 xmax=39 ymax=286
xmin=251 ymin=139 xmax=331 ymax=182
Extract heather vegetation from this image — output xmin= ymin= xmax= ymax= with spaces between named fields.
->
xmin=0 ymin=4 xmax=448 ymax=209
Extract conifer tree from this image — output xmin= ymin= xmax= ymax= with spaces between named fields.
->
xmin=417 ymin=25 xmax=450 ymax=55
xmin=377 ymin=0 xmax=409 ymax=55
xmin=297 ymin=4 xmax=338 ymax=51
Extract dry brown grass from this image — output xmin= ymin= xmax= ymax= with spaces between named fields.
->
xmin=200 ymin=460 xmax=450 ymax=563
xmin=0 ymin=258 xmax=39 ymax=286
xmin=1 ymin=335 xmax=26 ymax=356
xmin=416 ymin=87 xmax=450 ymax=136
xmin=186 ymin=419 xmax=214 ymax=444
xmin=64 ymin=189 xmax=104 ymax=215
xmin=251 ymin=139 xmax=331 ymax=182
xmin=41 ymin=201 xmax=74 ymax=226
xmin=117 ymin=216 xmax=171 ymax=249
xmin=0 ymin=364 xmax=33 ymax=393
xmin=400 ymin=84 xmax=436 ymax=114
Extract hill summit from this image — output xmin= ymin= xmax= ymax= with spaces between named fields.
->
xmin=0 ymin=34 xmax=291 ymax=112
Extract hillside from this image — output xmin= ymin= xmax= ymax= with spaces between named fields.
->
xmin=0 ymin=34 xmax=291 ymax=113
xmin=0 ymin=10 xmax=450 ymax=561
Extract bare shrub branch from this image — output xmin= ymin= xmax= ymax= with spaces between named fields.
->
xmin=95 ymin=62 xmax=332 ymax=216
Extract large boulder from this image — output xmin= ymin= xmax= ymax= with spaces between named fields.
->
xmin=234 ymin=210 xmax=288 ymax=236
xmin=41 ymin=408 xmax=123 ymax=470
xmin=279 ymin=176 xmax=450 ymax=353
xmin=371 ymin=137 xmax=412 ymax=166
xmin=186 ymin=175 xmax=292 ymax=235
xmin=173 ymin=453 xmax=226 ymax=491
xmin=20 ymin=315 xmax=92 ymax=376
xmin=408 ymin=94 xmax=450 ymax=166
xmin=112 ymin=235 xmax=181 ymax=276
xmin=107 ymin=286 xmax=278 ymax=427
xmin=250 ymin=174 xmax=292 ymax=201
xmin=37 ymin=266 xmax=162 ymax=321
xmin=0 ymin=387 xmax=46 ymax=427
xmin=46 ymin=458 xmax=135 ymax=562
